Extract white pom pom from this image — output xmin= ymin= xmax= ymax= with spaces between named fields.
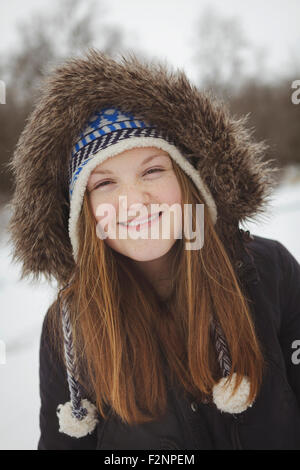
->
xmin=56 ymin=399 xmax=99 ymax=438
xmin=212 ymin=373 xmax=254 ymax=414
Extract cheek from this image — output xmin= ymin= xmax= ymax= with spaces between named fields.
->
xmin=89 ymin=193 xmax=117 ymax=228
xmin=156 ymin=174 xmax=182 ymax=206
xmin=89 ymin=193 xmax=104 ymax=222
xmin=156 ymin=175 xmax=182 ymax=235
xmin=89 ymin=194 xmax=98 ymax=220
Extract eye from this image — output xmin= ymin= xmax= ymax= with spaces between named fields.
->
xmin=92 ymin=168 xmax=164 ymax=190
xmin=94 ymin=180 xmax=112 ymax=189
xmin=144 ymin=168 xmax=164 ymax=176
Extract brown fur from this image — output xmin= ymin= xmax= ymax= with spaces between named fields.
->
xmin=6 ymin=48 xmax=280 ymax=286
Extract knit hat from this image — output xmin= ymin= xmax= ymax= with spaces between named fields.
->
xmin=56 ymin=106 xmax=254 ymax=438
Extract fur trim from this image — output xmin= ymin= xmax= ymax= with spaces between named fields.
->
xmin=7 ymin=48 xmax=280 ymax=284
xmin=56 ymin=399 xmax=99 ymax=438
xmin=212 ymin=373 xmax=254 ymax=414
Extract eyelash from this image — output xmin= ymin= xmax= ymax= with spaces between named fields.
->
xmin=93 ymin=168 xmax=164 ymax=189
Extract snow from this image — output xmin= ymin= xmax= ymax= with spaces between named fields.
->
xmin=240 ymin=178 xmax=300 ymax=261
xmin=0 ymin=235 xmax=57 ymax=450
xmin=0 ymin=169 xmax=299 ymax=450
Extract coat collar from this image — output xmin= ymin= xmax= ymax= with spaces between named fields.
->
xmin=235 ymin=229 xmax=261 ymax=285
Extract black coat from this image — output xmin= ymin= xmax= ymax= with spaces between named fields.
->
xmin=37 ymin=234 xmax=300 ymax=450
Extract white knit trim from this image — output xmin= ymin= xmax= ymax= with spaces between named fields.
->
xmin=68 ymin=137 xmax=218 ymax=262
xmin=212 ymin=373 xmax=254 ymax=414
xmin=56 ymin=399 xmax=99 ymax=438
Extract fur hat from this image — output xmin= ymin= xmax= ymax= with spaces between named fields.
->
xmin=7 ymin=49 xmax=279 ymax=438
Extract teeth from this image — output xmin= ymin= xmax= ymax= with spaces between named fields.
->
xmin=121 ymin=213 xmax=160 ymax=227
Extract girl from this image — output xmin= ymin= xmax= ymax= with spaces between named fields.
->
xmin=7 ymin=49 xmax=300 ymax=450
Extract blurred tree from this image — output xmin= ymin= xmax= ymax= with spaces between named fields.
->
xmin=230 ymin=77 xmax=300 ymax=167
xmin=0 ymin=0 xmax=125 ymax=202
xmin=192 ymin=6 xmax=300 ymax=168
xmin=192 ymin=6 xmax=250 ymax=97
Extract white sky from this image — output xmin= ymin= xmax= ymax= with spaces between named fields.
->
xmin=1 ymin=0 xmax=300 ymax=84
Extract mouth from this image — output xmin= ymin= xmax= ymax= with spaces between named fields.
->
xmin=119 ymin=211 xmax=163 ymax=229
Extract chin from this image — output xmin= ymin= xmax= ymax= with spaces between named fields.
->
xmin=107 ymin=239 xmax=176 ymax=262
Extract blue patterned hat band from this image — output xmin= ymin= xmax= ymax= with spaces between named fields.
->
xmin=69 ymin=107 xmax=174 ymax=198
xmin=68 ymin=106 xmax=218 ymax=262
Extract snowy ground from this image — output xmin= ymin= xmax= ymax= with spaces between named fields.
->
xmin=0 ymin=167 xmax=299 ymax=450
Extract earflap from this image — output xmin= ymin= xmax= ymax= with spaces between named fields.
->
xmin=57 ymin=283 xmax=99 ymax=438
xmin=210 ymin=315 xmax=255 ymax=414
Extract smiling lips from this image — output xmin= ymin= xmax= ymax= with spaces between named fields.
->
xmin=119 ymin=212 xmax=162 ymax=228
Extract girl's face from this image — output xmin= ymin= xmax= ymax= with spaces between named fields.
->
xmin=87 ymin=146 xmax=182 ymax=262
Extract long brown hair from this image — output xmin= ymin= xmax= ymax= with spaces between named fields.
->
xmin=48 ymin=158 xmax=266 ymax=425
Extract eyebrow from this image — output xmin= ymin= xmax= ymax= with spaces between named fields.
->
xmin=90 ymin=153 xmax=169 ymax=175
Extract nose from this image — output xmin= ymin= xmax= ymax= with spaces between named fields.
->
xmin=117 ymin=183 xmax=151 ymax=218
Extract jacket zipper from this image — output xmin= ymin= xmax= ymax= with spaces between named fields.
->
xmin=232 ymin=414 xmax=243 ymax=450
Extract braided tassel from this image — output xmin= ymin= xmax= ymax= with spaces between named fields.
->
xmin=210 ymin=316 xmax=254 ymax=414
xmin=56 ymin=288 xmax=99 ymax=438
